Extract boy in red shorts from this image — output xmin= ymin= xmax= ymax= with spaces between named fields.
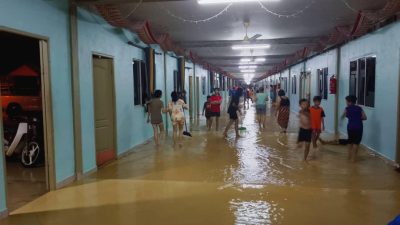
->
xmin=310 ymin=96 xmax=325 ymax=149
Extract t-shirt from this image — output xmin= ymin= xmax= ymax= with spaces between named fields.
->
xmin=310 ymin=106 xmax=325 ymax=130
xmin=210 ymin=95 xmax=222 ymax=113
xmin=346 ymin=105 xmax=363 ymax=130
xmin=228 ymin=95 xmax=240 ymax=115
xmin=149 ymin=99 xmax=164 ymax=124
xmin=168 ymin=99 xmax=186 ymax=121
xmin=280 ymin=98 xmax=290 ymax=107
xmin=203 ymin=102 xmax=212 ymax=117
xmin=255 ymin=93 xmax=268 ymax=106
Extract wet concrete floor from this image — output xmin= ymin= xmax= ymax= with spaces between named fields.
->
xmin=2 ymin=104 xmax=400 ymax=225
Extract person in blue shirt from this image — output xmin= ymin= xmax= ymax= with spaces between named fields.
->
xmin=342 ymin=95 xmax=367 ymax=162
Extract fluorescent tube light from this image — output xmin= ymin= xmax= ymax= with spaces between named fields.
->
xmin=241 ymin=69 xmax=255 ymax=73
xmin=232 ymin=44 xmax=271 ymax=50
xmin=198 ymin=0 xmax=279 ymax=4
xmin=240 ymin=58 xmax=252 ymax=62
xmin=239 ymin=65 xmax=257 ymax=69
xmin=255 ymin=58 xmax=266 ymax=62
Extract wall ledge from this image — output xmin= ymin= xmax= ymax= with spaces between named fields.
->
xmin=0 ymin=209 xmax=8 ymax=219
xmin=78 ymin=167 xmax=98 ymax=180
xmin=56 ymin=175 xmax=76 ymax=189
xmin=118 ymin=138 xmax=153 ymax=159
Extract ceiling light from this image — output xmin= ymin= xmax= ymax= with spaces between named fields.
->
xmin=255 ymin=58 xmax=266 ymax=62
xmin=240 ymin=58 xmax=252 ymax=62
xmin=241 ymin=69 xmax=255 ymax=73
xmin=239 ymin=62 xmax=258 ymax=65
xmin=239 ymin=65 xmax=257 ymax=69
xmin=198 ymin=0 xmax=279 ymax=4
xmin=232 ymin=44 xmax=271 ymax=50
xmin=243 ymin=73 xmax=255 ymax=78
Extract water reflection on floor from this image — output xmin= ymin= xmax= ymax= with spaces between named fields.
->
xmin=2 ymin=104 xmax=400 ymax=225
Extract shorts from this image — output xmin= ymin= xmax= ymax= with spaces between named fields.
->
xmin=256 ymin=105 xmax=266 ymax=114
xmin=229 ymin=111 xmax=238 ymax=120
xmin=347 ymin=128 xmax=363 ymax=144
xmin=211 ymin=112 xmax=221 ymax=117
xmin=298 ymin=128 xmax=312 ymax=143
xmin=205 ymin=112 xmax=212 ymax=120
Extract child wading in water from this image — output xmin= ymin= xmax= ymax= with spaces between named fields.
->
xmin=298 ymin=99 xmax=312 ymax=161
xmin=223 ymin=88 xmax=243 ymax=138
xmin=147 ymin=90 xmax=167 ymax=146
xmin=168 ymin=91 xmax=188 ymax=145
xmin=342 ymin=95 xmax=367 ymax=162
xmin=202 ymin=95 xmax=212 ymax=131
xmin=255 ymin=88 xmax=268 ymax=130
xmin=310 ymin=96 xmax=325 ymax=148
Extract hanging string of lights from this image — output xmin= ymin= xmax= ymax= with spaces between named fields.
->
xmin=161 ymin=0 xmax=356 ymax=23
xmin=124 ymin=0 xmax=144 ymax=18
xmin=160 ymin=3 xmax=232 ymax=23
xmin=257 ymin=0 xmax=315 ymax=18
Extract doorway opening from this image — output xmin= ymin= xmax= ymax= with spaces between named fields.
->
xmin=0 ymin=30 xmax=52 ymax=211
xmin=92 ymin=55 xmax=116 ymax=167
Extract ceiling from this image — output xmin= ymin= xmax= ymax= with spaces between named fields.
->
xmin=79 ymin=0 xmax=388 ymax=80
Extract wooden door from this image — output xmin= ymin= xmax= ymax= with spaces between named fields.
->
xmin=189 ymin=76 xmax=193 ymax=119
xmin=196 ymin=77 xmax=200 ymax=117
xmin=93 ymin=56 xmax=115 ymax=166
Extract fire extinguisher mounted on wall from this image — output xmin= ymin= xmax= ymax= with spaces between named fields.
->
xmin=329 ymin=75 xmax=337 ymax=94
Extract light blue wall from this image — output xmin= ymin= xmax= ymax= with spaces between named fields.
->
xmin=305 ymin=49 xmax=337 ymax=132
xmin=77 ymin=8 xmax=153 ymax=173
xmin=338 ymin=22 xmax=400 ymax=160
xmin=266 ymin=21 xmax=400 ymax=161
xmin=0 ymin=0 xmax=75 ymax=188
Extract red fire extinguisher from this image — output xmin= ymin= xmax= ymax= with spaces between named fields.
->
xmin=329 ymin=75 xmax=337 ymax=94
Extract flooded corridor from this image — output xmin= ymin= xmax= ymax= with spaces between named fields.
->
xmin=2 ymin=104 xmax=400 ymax=225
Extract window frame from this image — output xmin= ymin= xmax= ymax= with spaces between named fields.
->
xmin=317 ymin=67 xmax=329 ymax=100
xmin=349 ymin=54 xmax=376 ymax=108
xmin=133 ymin=59 xmax=148 ymax=106
xmin=291 ymin=75 xmax=297 ymax=94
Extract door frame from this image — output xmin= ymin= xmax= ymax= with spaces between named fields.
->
xmin=0 ymin=27 xmax=57 ymax=209
xmin=396 ymin=48 xmax=400 ymax=165
xmin=196 ymin=76 xmax=200 ymax=117
xmin=91 ymin=53 xmax=117 ymax=166
xmin=188 ymin=75 xmax=193 ymax=119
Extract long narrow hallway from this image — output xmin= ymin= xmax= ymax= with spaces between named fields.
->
xmin=2 ymin=104 xmax=400 ymax=225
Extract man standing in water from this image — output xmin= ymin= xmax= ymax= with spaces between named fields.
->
xmin=209 ymin=88 xmax=222 ymax=131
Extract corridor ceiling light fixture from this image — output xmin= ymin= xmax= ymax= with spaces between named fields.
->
xmin=241 ymin=69 xmax=255 ymax=73
xmin=240 ymin=58 xmax=252 ymax=62
xmin=255 ymin=58 xmax=266 ymax=62
xmin=232 ymin=44 xmax=271 ymax=50
xmin=239 ymin=65 xmax=257 ymax=69
xmin=198 ymin=0 xmax=279 ymax=4
xmin=239 ymin=62 xmax=258 ymax=65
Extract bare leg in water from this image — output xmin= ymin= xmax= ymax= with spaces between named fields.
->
xmin=304 ymin=142 xmax=311 ymax=161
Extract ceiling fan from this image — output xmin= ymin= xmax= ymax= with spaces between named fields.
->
xmin=243 ymin=22 xmax=262 ymax=41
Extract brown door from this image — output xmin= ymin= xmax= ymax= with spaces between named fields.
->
xmin=196 ymin=77 xmax=200 ymax=117
xmin=93 ymin=56 xmax=116 ymax=166
xmin=189 ymin=76 xmax=193 ymax=119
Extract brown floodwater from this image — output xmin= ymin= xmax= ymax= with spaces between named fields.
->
xmin=2 ymin=104 xmax=400 ymax=225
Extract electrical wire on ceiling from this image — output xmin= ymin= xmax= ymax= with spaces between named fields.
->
xmin=340 ymin=0 xmax=358 ymax=13
xmin=257 ymin=0 xmax=315 ymax=18
xmin=124 ymin=0 xmax=143 ymax=18
xmin=159 ymin=3 xmax=233 ymax=23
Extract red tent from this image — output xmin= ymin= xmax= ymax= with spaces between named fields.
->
xmin=8 ymin=65 xmax=39 ymax=77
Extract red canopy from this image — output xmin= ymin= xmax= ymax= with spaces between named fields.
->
xmin=8 ymin=65 xmax=39 ymax=77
